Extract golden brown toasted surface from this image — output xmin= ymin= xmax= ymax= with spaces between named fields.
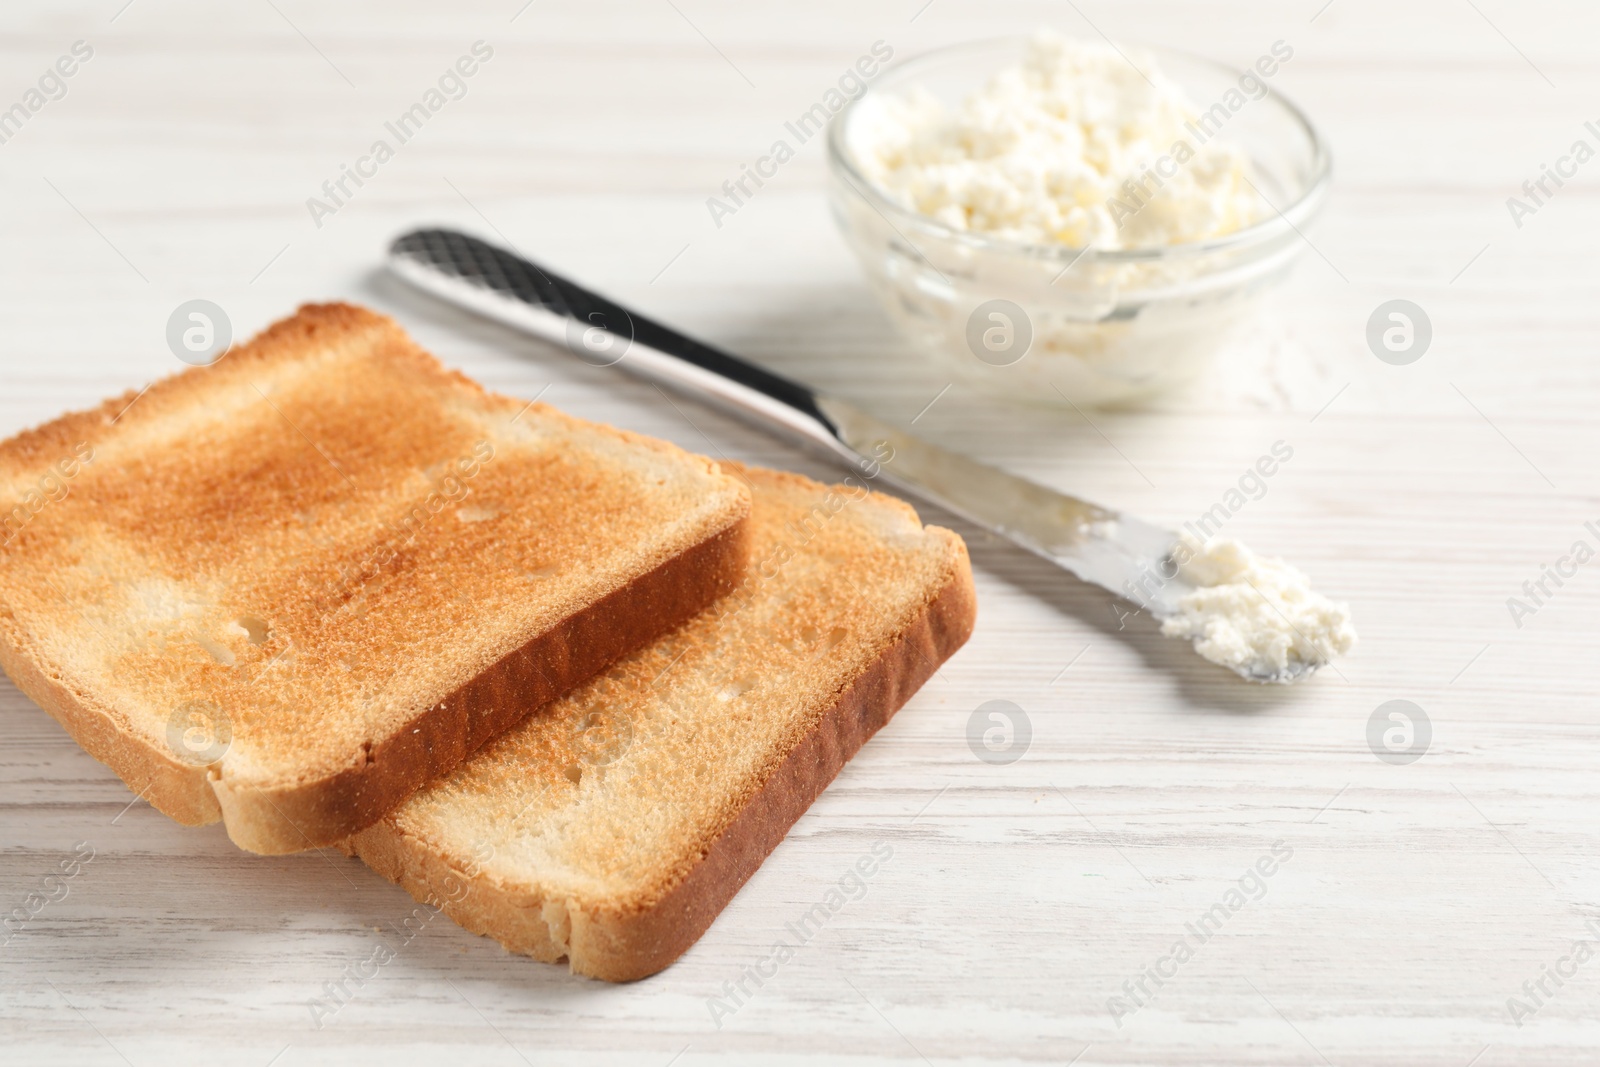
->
xmin=349 ymin=463 xmax=976 ymax=979
xmin=0 ymin=303 xmax=750 ymax=852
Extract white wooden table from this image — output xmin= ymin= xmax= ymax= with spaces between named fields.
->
xmin=4 ymin=1 xmax=1599 ymax=1063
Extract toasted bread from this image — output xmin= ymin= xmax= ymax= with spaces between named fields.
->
xmin=0 ymin=303 xmax=750 ymax=854
xmin=347 ymin=463 xmax=975 ymax=981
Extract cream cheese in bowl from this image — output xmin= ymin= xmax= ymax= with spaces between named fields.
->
xmin=828 ymin=31 xmax=1329 ymax=407
xmin=855 ymin=31 xmax=1266 ymax=249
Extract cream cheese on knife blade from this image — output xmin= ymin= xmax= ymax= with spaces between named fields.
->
xmin=1160 ymin=535 xmax=1357 ymax=681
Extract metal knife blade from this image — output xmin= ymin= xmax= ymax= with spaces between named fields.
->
xmin=813 ymin=396 xmax=1190 ymax=614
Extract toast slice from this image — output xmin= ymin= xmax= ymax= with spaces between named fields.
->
xmin=0 ymin=303 xmax=750 ymax=854
xmin=347 ymin=463 xmax=975 ymax=981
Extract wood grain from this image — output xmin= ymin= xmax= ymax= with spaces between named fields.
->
xmin=3 ymin=0 xmax=1599 ymax=1063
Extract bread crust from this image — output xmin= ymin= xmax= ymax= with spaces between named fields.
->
xmin=0 ymin=612 xmax=218 ymax=823
xmin=348 ymin=524 xmax=975 ymax=980
xmin=0 ymin=302 xmax=753 ymax=854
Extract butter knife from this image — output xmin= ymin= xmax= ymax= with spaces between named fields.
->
xmin=385 ymin=228 xmax=1310 ymax=684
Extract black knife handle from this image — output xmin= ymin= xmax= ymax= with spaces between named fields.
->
xmin=388 ymin=229 xmax=837 ymax=436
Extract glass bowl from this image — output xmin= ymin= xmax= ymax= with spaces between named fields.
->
xmin=826 ymin=35 xmax=1331 ymax=408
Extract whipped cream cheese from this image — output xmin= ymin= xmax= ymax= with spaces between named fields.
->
xmin=854 ymin=31 xmax=1260 ymax=249
xmin=1161 ymin=536 xmax=1356 ymax=681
